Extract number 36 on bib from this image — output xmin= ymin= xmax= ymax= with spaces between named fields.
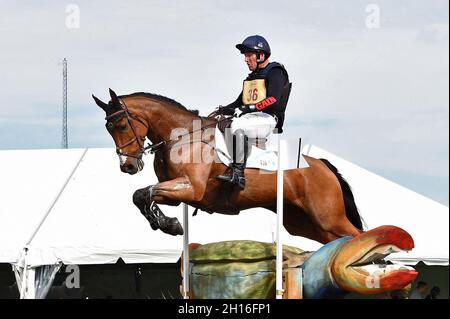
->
xmin=242 ymin=79 xmax=267 ymax=105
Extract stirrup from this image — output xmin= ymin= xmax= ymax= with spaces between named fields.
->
xmin=216 ymin=166 xmax=245 ymax=189
xmin=216 ymin=167 xmax=233 ymax=181
xmin=235 ymin=171 xmax=246 ymax=189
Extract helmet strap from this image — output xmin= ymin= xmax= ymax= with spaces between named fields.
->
xmin=256 ymin=52 xmax=267 ymax=67
xmin=256 ymin=52 xmax=263 ymax=63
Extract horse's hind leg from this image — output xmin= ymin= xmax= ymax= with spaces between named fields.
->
xmin=283 ymin=167 xmax=362 ymax=243
xmin=279 ymin=205 xmax=339 ymax=244
xmin=132 ymin=185 xmax=183 ymax=236
xmin=302 ymin=190 xmax=362 ymax=241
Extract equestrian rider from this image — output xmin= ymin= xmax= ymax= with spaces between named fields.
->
xmin=216 ymin=35 xmax=292 ymax=189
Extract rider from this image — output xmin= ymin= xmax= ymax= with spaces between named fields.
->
xmin=216 ymin=35 xmax=292 ymax=189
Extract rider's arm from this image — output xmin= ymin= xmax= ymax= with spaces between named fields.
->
xmin=255 ymin=68 xmax=287 ymax=113
xmin=220 ymin=92 xmax=243 ymax=115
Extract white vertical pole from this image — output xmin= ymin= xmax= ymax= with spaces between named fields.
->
xmin=19 ymin=247 xmax=29 ymax=299
xmin=183 ymin=203 xmax=189 ymax=299
xmin=299 ymin=268 xmax=303 ymax=299
xmin=276 ymin=138 xmax=285 ymax=299
xmin=25 ymin=268 xmax=36 ymax=299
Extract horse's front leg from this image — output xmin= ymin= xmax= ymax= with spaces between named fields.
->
xmin=132 ymin=184 xmax=184 ymax=236
xmin=150 ymin=176 xmax=200 ymax=205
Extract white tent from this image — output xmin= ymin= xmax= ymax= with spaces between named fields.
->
xmin=0 ymin=146 xmax=448 ymax=297
xmin=0 ymin=148 xmax=312 ymax=267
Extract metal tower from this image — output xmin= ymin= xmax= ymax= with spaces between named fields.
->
xmin=62 ymin=58 xmax=68 ymax=148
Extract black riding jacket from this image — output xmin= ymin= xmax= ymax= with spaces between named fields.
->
xmin=223 ymin=62 xmax=291 ymax=133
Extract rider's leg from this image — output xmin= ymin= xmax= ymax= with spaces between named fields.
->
xmin=232 ymin=129 xmax=248 ymax=187
xmin=216 ymin=129 xmax=248 ymax=189
xmin=233 ymin=112 xmax=277 ymax=138
xmin=216 ymin=112 xmax=276 ymax=189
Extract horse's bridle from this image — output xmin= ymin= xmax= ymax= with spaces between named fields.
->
xmin=105 ymin=99 xmax=150 ymax=159
xmin=105 ymin=99 xmax=232 ymax=159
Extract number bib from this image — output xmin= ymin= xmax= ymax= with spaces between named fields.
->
xmin=242 ymin=79 xmax=267 ymax=105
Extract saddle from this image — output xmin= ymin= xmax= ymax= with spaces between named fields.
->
xmin=214 ymin=126 xmax=309 ymax=171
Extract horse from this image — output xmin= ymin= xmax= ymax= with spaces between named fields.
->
xmin=92 ymin=89 xmax=364 ymax=244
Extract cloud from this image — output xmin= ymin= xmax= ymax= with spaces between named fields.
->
xmin=416 ymin=23 xmax=449 ymax=44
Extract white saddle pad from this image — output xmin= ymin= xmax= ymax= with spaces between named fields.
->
xmin=215 ymin=127 xmax=309 ymax=171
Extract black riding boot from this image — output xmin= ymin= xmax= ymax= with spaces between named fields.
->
xmin=216 ymin=129 xmax=248 ymax=189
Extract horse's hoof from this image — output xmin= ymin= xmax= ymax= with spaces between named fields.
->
xmin=149 ymin=220 xmax=159 ymax=231
xmin=160 ymin=217 xmax=184 ymax=236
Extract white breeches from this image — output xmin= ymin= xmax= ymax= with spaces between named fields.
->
xmin=230 ymin=112 xmax=277 ymax=138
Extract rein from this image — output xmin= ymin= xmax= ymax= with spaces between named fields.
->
xmin=156 ymin=117 xmax=223 ymax=154
xmin=106 ymin=98 xmax=229 ymax=157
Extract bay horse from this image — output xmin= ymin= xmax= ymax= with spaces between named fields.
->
xmin=92 ymin=89 xmax=364 ymax=244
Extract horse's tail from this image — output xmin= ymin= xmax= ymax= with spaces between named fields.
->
xmin=319 ymin=158 xmax=364 ymax=230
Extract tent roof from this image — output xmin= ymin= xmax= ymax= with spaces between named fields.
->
xmin=0 ymin=146 xmax=447 ymax=267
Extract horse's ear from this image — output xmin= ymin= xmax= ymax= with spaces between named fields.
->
xmin=109 ymin=88 xmax=120 ymax=106
xmin=92 ymin=94 xmax=109 ymax=112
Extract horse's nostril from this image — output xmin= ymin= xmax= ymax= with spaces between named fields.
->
xmin=121 ymin=164 xmax=133 ymax=172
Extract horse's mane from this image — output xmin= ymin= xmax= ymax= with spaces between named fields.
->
xmin=120 ymin=92 xmax=199 ymax=116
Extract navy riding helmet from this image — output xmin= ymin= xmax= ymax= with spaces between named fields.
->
xmin=236 ymin=35 xmax=271 ymax=60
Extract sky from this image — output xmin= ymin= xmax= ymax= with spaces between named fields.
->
xmin=0 ymin=0 xmax=448 ymax=205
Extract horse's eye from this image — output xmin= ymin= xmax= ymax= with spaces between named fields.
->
xmin=106 ymin=122 xmax=114 ymax=131
xmin=119 ymin=123 xmax=127 ymax=131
